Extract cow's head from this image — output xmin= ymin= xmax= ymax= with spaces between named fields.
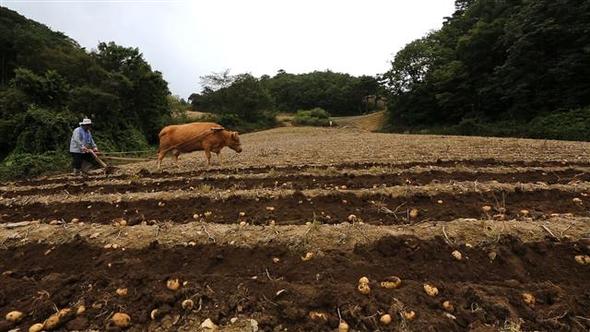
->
xmin=227 ymin=131 xmax=242 ymax=153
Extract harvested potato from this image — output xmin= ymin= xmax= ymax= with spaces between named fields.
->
xmin=150 ymin=309 xmax=159 ymax=320
xmin=442 ymin=301 xmax=454 ymax=312
xmin=182 ymin=299 xmax=194 ymax=310
xmin=409 ymin=208 xmax=419 ymax=219
xmin=520 ymin=209 xmax=529 ymax=216
xmin=29 ymin=323 xmax=44 ymax=332
xmin=41 ymin=308 xmax=74 ymax=330
xmin=200 ymin=318 xmax=217 ymax=329
xmin=482 ymin=205 xmax=492 ymax=213
xmin=574 ymin=255 xmax=590 ymax=265
xmin=272 ymin=257 xmax=280 ymax=263
xmin=488 ymin=251 xmax=497 ymax=261
xmin=358 ymin=276 xmax=369 ymax=285
xmin=112 ymin=312 xmax=131 ymax=328
xmin=116 ymin=288 xmax=128 ymax=297
xmin=423 ymin=284 xmax=439 ymax=297
xmin=338 ymin=321 xmax=350 ymax=332
xmin=402 ymin=310 xmax=416 ymax=321
xmin=43 ymin=313 xmax=61 ymax=330
xmin=57 ymin=308 xmax=72 ymax=318
xmin=308 ymin=311 xmax=328 ymax=321
xmin=301 ymin=252 xmax=314 ymax=261
xmin=357 ymin=283 xmax=371 ymax=295
xmin=5 ymin=310 xmax=24 ymax=322
xmin=380 ymin=276 xmax=402 ymax=289
xmin=573 ymin=197 xmax=583 ymax=204
xmin=380 ymin=314 xmax=392 ymax=325
xmin=166 ymin=278 xmax=181 ymax=291
xmin=76 ymin=305 xmax=85 ymax=315
xmin=522 ymin=292 xmax=535 ymax=306
xmin=451 ymin=250 xmax=463 ymax=261
xmin=347 ymin=214 xmax=358 ymax=222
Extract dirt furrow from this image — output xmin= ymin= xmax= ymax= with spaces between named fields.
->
xmin=1 ymin=188 xmax=588 ymax=226
xmin=0 ymin=236 xmax=588 ymax=331
xmin=6 ymin=158 xmax=590 ymax=187
xmin=2 ymin=168 xmax=589 ymax=198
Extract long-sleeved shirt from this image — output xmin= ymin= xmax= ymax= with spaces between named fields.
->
xmin=69 ymin=126 xmax=97 ymax=153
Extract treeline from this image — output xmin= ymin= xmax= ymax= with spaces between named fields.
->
xmin=0 ymin=7 xmax=171 ymax=177
xmin=188 ymin=70 xmax=382 ymax=132
xmin=383 ymin=0 xmax=590 ymax=140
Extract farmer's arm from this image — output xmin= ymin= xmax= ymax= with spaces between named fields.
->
xmin=89 ymin=133 xmax=97 ymax=150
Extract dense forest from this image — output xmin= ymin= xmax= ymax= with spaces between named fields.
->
xmin=383 ymin=0 xmax=590 ymax=140
xmin=0 ymin=7 xmax=172 ymax=177
xmin=188 ymin=70 xmax=382 ymax=132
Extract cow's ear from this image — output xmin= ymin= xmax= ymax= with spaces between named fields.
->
xmin=231 ymin=132 xmax=237 ymax=139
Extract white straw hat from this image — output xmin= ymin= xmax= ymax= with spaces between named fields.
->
xmin=79 ymin=118 xmax=92 ymax=125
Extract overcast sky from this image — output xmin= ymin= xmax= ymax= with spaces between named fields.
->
xmin=3 ymin=0 xmax=456 ymax=99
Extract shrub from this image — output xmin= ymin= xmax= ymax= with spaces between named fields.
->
xmin=527 ymin=108 xmax=590 ymax=141
xmin=0 ymin=151 xmax=70 ymax=180
xmin=293 ymin=108 xmax=332 ymax=127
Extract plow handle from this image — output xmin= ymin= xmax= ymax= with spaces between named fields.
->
xmin=89 ymin=150 xmax=108 ymax=168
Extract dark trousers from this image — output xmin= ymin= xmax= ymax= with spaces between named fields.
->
xmin=71 ymin=152 xmax=96 ymax=170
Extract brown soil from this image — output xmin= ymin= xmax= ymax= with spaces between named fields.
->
xmin=2 ymin=127 xmax=590 ymax=331
xmin=0 ymin=236 xmax=589 ymax=332
xmin=2 ymin=188 xmax=589 ymax=226
xmin=7 ymin=158 xmax=590 ymax=187
xmin=3 ymin=168 xmax=588 ymax=198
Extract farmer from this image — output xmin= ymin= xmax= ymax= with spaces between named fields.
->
xmin=69 ymin=117 xmax=99 ymax=175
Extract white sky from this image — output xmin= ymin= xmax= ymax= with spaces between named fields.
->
xmin=2 ymin=0 xmax=456 ymax=99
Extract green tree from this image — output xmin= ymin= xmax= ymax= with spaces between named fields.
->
xmin=384 ymin=0 xmax=590 ymax=140
xmin=0 ymin=7 xmax=173 ymax=178
xmin=195 ymin=73 xmax=276 ymax=131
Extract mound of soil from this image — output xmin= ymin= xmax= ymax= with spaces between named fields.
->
xmin=2 ymin=189 xmax=589 ymax=226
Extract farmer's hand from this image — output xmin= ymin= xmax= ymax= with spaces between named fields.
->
xmin=81 ymin=147 xmax=89 ymax=153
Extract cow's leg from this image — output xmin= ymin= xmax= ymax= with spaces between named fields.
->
xmin=204 ymin=149 xmax=212 ymax=167
xmin=173 ymin=150 xmax=181 ymax=163
xmin=157 ymin=149 xmax=168 ymax=170
xmin=216 ymin=152 xmax=222 ymax=165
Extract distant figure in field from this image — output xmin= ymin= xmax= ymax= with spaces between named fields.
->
xmin=157 ymin=122 xmax=242 ymax=169
xmin=69 ymin=118 xmax=100 ymax=176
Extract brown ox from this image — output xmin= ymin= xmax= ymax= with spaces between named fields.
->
xmin=157 ymin=122 xmax=242 ymax=169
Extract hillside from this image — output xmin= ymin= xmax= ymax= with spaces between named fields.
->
xmin=384 ymin=0 xmax=590 ymax=141
xmin=0 ymin=6 xmax=171 ymax=178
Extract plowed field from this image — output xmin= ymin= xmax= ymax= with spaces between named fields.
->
xmin=1 ymin=127 xmax=590 ymax=332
